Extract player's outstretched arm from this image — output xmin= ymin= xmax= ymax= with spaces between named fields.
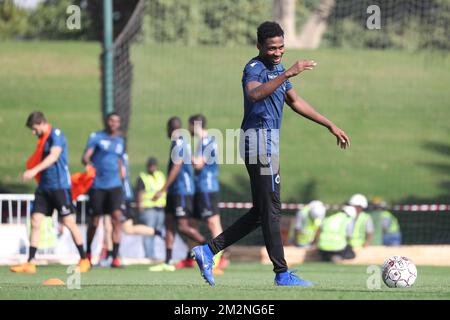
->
xmin=285 ymin=89 xmax=350 ymax=149
xmin=246 ymin=60 xmax=317 ymax=103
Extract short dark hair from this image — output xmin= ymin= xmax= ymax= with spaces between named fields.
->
xmin=147 ymin=157 xmax=158 ymax=167
xmin=167 ymin=116 xmax=182 ymax=130
xmin=257 ymin=21 xmax=284 ymax=45
xmin=106 ymin=112 xmax=120 ymax=120
xmin=189 ymin=114 xmax=207 ymax=129
xmin=26 ymin=111 xmax=47 ymax=128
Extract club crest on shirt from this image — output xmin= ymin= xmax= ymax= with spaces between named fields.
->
xmin=100 ymin=140 xmax=111 ymax=150
xmin=275 ymin=174 xmax=281 ymax=184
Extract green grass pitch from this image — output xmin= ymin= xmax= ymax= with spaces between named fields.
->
xmin=1 ymin=42 xmax=449 ymax=204
xmin=1 ymin=263 xmax=449 ymax=300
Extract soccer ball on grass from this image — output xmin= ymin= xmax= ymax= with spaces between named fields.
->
xmin=382 ymin=256 xmax=417 ymax=288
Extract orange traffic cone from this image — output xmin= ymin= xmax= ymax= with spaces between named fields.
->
xmin=42 ymin=278 xmax=65 ymax=286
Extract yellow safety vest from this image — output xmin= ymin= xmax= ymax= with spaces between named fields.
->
xmin=318 ymin=212 xmax=351 ymax=252
xmin=297 ymin=208 xmax=322 ymax=246
xmin=139 ymin=171 xmax=166 ymax=208
xmin=350 ymin=211 xmax=371 ymax=248
xmin=381 ymin=210 xmax=400 ymax=234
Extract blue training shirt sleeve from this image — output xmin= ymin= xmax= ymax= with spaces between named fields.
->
xmin=243 ymin=61 xmax=265 ymax=86
xmin=85 ymin=132 xmax=98 ymax=150
xmin=204 ymin=138 xmax=217 ymax=165
xmin=285 ymin=78 xmax=293 ymax=91
xmin=171 ymin=138 xmax=184 ymax=163
xmin=118 ymin=137 xmax=125 ymax=157
xmin=278 ymin=64 xmax=293 ymax=92
xmin=49 ymin=129 xmax=64 ymax=148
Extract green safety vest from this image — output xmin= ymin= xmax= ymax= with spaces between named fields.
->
xmin=296 ymin=208 xmax=322 ymax=246
xmin=318 ymin=212 xmax=351 ymax=252
xmin=139 ymin=171 xmax=166 ymax=208
xmin=350 ymin=211 xmax=371 ymax=248
xmin=368 ymin=210 xmax=383 ymax=246
xmin=381 ymin=210 xmax=400 ymax=234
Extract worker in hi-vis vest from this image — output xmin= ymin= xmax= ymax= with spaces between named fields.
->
xmin=371 ymin=197 xmax=401 ymax=246
xmin=136 ymin=157 xmax=166 ymax=259
xmin=315 ymin=205 xmax=356 ymax=262
xmin=347 ymin=194 xmax=374 ymax=248
xmin=292 ymin=200 xmax=326 ymax=247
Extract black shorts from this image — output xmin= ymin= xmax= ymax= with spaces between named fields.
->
xmin=88 ymin=187 xmax=125 ymax=216
xmin=193 ymin=192 xmax=219 ymax=220
xmin=33 ymin=188 xmax=75 ymax=217
xmin=122 ymin=201 xmax=135 ymax=222
xmin=165 ymin=194 xmax=193 ymax=219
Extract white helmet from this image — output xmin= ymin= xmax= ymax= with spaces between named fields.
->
xmin=348 ymin=194 xmax=368 ymax=209
xmin=308 ymin=200 xmax=326 ymax=220
xmin=343 ymin=205 xmax=357 ymax=219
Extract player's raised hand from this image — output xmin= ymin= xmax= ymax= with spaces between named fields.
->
xmin=285 ymin=60 xmax=317 ymax=78
xmin=329 ymin=125 xmax=350 ymax=149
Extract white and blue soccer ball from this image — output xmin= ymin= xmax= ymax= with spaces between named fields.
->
xmin=382 ymin=256 xmax=417 ymax=288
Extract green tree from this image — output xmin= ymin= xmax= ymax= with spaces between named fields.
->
xmin=0 ymin=0 xmax=28 ymax=39
xmin=146 ymin=0 xmax=271 ymax=46
xmin=27 ymin=0 xmax=90 ymax=40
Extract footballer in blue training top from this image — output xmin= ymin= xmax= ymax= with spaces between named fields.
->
xmin=192 ymin=21 xmax=350 ymax=287
xmin=10 ymin=111 xmax=90 ymax=274
xmin=166 ymin=135 xmax=195 ymax=197
xmin=38 ymin=127 xmax=71 ymax=191
xmin=179 ymin=114 xmax=225 ymax=272
xmin=82 ymin=112 xmax=126 ymax=267
xmin=149 ymin=117 xmax=206 ymax=271
xmin=189 ymin=114 xmax=222 ymax=225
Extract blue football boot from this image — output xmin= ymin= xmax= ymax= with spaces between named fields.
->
xmin=191 ymin=245 xmax=216 ymax=286
xmin=274 ymin=270 xmax=313 ymax=286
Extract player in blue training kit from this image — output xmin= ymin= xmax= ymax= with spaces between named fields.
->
xmin=10 ymin=111 xmax=90 ymax=274
xmin=180 ymin=114 xmax=227 ymax=273
xmin=97 ymin=152 xmax=161 ymax=267
xmin=82 ymin=112 xmax=127 ymax=267
xmin=149 ymin=117 xmax=206 ymax=272
xmin=192 ymin=21 xmax=350 ymax=286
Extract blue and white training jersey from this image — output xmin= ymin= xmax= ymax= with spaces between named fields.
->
xmin=85 ymin=130 xmax=125 ymax=189
xmin=194 ymin=135 xmax=219 ymax=193
xmin=39 ymin=128 xmax=71 ymax=190
xmin=240 ymin=57 xmax=293 ymax=158
xmin=167 ymin=136 xmax=195 ymax=196
xmin=241 ymin=57 xmax=293 ymax=131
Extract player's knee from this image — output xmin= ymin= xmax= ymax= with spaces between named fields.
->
xmin=62 ymin=217 xmax=75 ymax=228
xmin=121 ymin=221 xmax=133 ymax=234
xmin=31 ymin=220 xmax=41 ymax=231
xmin=104 ymin=223 xmax=113 ymax=233
xmin=207 ymin=218 xmax=217 ymax=230
xmin=177 ymin=223 xmax=191 ymax=235
xmin=31 ymin=215 xmax=42 ymax=229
